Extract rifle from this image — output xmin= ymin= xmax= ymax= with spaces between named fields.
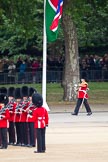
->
xmin=26 ymin=103 xmax=35 ymax=122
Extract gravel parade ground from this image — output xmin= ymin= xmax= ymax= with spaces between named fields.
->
xmin=0 ymin=104 xmax=108 ymax=162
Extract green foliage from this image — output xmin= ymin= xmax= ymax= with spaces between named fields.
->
xmin=0 ymin=0 xmax=108 ymax=55
xmin=0 ymin=0 xmax=43 ymax=55
xmin=63 ymin=0 xmax=108 ymax=48
xmin=73 ymin=0 xmax=108 ymax=47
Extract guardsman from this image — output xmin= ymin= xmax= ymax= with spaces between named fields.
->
xmin=20 ymin=86 xmax=29 ymax=146
xmin=14 ymin=87 xmax=23 ymax=146
xmin=7 ymin=87 xmax=16 ymax=145
xmin=0 ymin=87 xmax=7 ymax=146
xmin=0 ymin=94 xmax=10 ymax=149
xmin=32 ymin=93 xmax=49 ymax=153
xmin=26 ymin=87 xmax=37 ymax=147
xmin=72 ymin=78 xmax=92 ymax=116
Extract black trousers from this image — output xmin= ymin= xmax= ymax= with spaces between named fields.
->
xmin=15 ymin=122 xmax=22 ymax=144
xmin=74 ymin=98 xmax=92 ymax=114
xmin=8 ymin=121 xmax=15 ymax=144
xmin=28 ymin=122 xmax=35 ymax=146
xmin=20 ymin=122 xmax=28 ymax=145
xmin=36 ymin=128 xmax=46 ymax=152
xmin=0 ymin=128 xmax=8 ymax=148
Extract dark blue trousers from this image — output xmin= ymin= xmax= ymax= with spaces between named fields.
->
xmin=36 ymin=128 xmax=46 ymax=152
xmin=74 ymin=98 xmax=92 ymax=114
xmin=0 ymin=128 xmax=8 ymax=148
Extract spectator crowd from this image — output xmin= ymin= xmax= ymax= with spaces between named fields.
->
xmin=79 ymin=53 xmax=108 ymax=81
xmin=0 ymin=55 xmax=64 ymax=84
xmin=0 ymin=53 xmax=108 ymax=84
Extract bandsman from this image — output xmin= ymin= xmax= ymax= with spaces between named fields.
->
xmin=72 ymin=78 xmax=92 ymax=116
xmin=20 ymin=86 xmax=29 ymax=146
xmin=0 ymin=93 xmax=10 ymax=149
xmin=0 ymin=87 xmax=8 ymax=146
xmin=7 ymin=87 xmax=16 ymax=145
xmin=26 ymin=87 xmax=37 ymax=147
xmin=14 ymin=87 xmax=23 ymax=146
xmin=32 ymin=93 xmax=49 ymax=153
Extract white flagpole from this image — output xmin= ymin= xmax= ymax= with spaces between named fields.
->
xmin=42 ymin=0 xmax=50 ymax=111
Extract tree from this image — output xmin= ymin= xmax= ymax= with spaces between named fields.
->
xmin=61 ymin=0 xmax=90 ymax=101
xmin=0 ymin=0 xmax=43 ymax=55
xmin=61 ymin=0 xmax=79 ymax=101
xmin=77 ymin=0 xmax=108 ymax=48
xmin=62 ymin=0 xmax=108 ymax=101
xmin=0 ymin=0 xmax=108 ymax=56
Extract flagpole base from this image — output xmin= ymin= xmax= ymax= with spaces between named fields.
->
xmin=43 ymin=101 xmax=50 ymax=111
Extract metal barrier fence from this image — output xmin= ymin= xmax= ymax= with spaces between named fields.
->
xmin=0 ymin=69 xmax=108 ymax=84
xmin=80 ymin=69 xmax=108 ymax=82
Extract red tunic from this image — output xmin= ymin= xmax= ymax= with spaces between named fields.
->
xmin=19 ymin=101 xmax=29 ymax=122
xmin=0 ymin=106 xmax=10 ymax=128
xmin=33 ymin=107 xmax=49 ymax=128
xmin=14 ymin=102 xmax=23 ymax=122
xmin=9 ymin=102 xmax=17 ymax=122
xmin=77 ymin=82 xmax=89 ymax=99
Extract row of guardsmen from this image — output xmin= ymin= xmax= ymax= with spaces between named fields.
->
xmin=0 ymin=86 xmax=49 ymax=153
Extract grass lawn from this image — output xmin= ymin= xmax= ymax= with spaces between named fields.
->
xmin=88 ymin=82 xmax=108 ymax=104
xmin=0 ymin=82 xmax=108 ymax=104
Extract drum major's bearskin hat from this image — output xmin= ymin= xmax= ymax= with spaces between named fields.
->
xmin=0 ymin=87 xmax=7 ymax=95
xmin=7 ymin=87 xmax=15 ymax=97
xmin=21 ymin=86 xmax=29 ymax=97
xmin=14 ymin=88 xmax=22 ymax=99
xmin=29 ymin=87 xmax=37 ymax=97
xmin=32 ymin=93 xmax=43 ymax=107
xmin=0 ymin=94 xmax=9 ymax=105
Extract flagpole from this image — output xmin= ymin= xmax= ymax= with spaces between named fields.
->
xmin=42 ymin=0 xmax=50 ymax=111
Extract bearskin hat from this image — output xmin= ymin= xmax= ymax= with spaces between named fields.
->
xmin=21 ymin=86 xmax=29 ymax=97
xmin=7 ymin=87 xmax=15 ymax=97
xmin=32 ymin=93 xmax=43 ymax=107
xmin=14 ymin=88 xmax=22 ymax=99
xmin=0 ymin=87 xmax=7 ymax=95
xmin=29 ymin=87 xmax=37 ymax=97
xmin=0 ymin=94 xmax=9 ymax=105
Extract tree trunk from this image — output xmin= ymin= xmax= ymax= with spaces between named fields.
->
xmin=62 ymin=2 xmax=80 ymax=101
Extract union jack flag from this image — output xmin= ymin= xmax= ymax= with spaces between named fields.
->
xmin=49 ymin=0 xmax=64 ymax=32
